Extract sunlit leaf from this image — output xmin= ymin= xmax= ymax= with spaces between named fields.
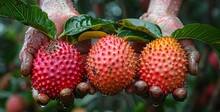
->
xmin=172 ymin=23 xmax=220 ymax=64
xmin=118 ymin=19 xmax=162 ymax=38
xmin=0 ymin=0 xmax=56 ymax=39
xmin=78 ymin=31 xmax=107 ymax=41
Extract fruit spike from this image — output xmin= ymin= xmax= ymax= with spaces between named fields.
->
xmin=86 ymin=35 xmax=137 ymax=95
xmin=31 ymin=40 xmax=84 ymax=99
xmin=139 ymin=36 xmax=188 ymax=94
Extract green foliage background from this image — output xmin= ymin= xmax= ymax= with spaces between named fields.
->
xmin=0 ymin=0 xmax=220 ymax=112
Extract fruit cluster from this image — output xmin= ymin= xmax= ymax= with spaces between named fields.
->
xmin=30 ymin=34 xmax=188 ymax=105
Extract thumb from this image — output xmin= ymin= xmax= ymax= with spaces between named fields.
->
xmin=19 ymin=28 xmax=50 ymax=76
xmin=179 ymin=39 xmax=200 ymax=75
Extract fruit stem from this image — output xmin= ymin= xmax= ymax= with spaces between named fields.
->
xmin=57 ymin=32 xmax=66 ymax=39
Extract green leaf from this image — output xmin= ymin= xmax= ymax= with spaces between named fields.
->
xmin=118 ymin=19 xmax=162 ymax=38
xmin=118 ymin=29 xmax=153 ymax=42
xmin=0 ymin=0 xmax=56 ymax=39
xmin=60 ymin=14 xmax=115 ymax=38
xmin=100 ymin=24 xmax=117 ymax=33
xmin=172 ymin=23 xmax=220 ymax=64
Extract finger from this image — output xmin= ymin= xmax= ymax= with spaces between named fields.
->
xmin=32 ymin=88 xmax=50 ymax=106
xmin=36 ymin=93 xmax=50 ymax=106
xmin=19 ymin=28 xmax=50 ymax=76
xmin=60 ymin=88 xmax=74 ymax=99
xmin=59 ymin=88 xmax=74 ymax=107
xmin=149 ymin=86 xmax=165 ymax=105
xmin=75 ymin=82 xmax=90 ymax=98
xmin=179 ymin=40 xmax=200 ymax=75
xmin=172 ymin=88 xmax=187 ymax=102
xmin=20 ymin=51 xmax=34 ymax=77
xmin=125 ymin=82 xmax=136 ymax=94
xmin=20 ymin=0 xmax=79 ymax=76
xmin=89 ymin=83 xmax=96 ymax=95
xmin=134 ymin=80 xmax=148 ymax=95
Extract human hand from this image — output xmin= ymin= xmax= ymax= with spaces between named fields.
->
xmin=127 ymin=0 xmax=200 ymax=104
xmin=19 ymin=0 xmax=79 ymax=77
xmin=19 ymin=0 xmax=94 ymax=107
xmin=140 ymin=0 xmax=200 ymax=75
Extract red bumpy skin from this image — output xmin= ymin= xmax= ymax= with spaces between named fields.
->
xmin=31 ymin=40 xmax=84 ymax=99
xmin=139 ymin=36 xmax=188 ymax=94
xmin=86 ymin=35 xmax=137 ymax=95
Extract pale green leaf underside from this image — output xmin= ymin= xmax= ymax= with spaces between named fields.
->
xmin=119 ymin=19 xmax=162 ymax=38
xmin=117 ymin=29 xmax=152 ymax=42
xmin=172 ymin=23 xmax=220 ymax=64
xmin=0 ymin=0 xmax=56 ymax=39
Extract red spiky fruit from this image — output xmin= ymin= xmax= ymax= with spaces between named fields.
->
xmin=6 ymin=94 xmax=26 ymax=112
xmin=86 ymin=35 xmax=137 ymax=95
xmin=31 ymin=40 xmax=84 ymax=99
xmin=139 ymin=36 xmax=188 ymax=94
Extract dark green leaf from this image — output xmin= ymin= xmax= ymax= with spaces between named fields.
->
xmin=60 ymin=14 xmax=115 ymax=38
xmin=118 ymin=29 xmax=153 ymax=42
xmin=100 ymin=24 xmax=117 ymax=33
xmin=0 ymin=0 xmax=56 ymax=39
xmin=172 ymin=23 xmax=220 ymax=64
xmin=119 ymin=19 xmax=162 ymax=38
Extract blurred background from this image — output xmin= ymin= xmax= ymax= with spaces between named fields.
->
xmin=0 ymin=0 xmax=220 ymax=112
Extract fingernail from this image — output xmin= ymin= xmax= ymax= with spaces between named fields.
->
xmin=172 ymin=88 xmax=187 ymax=102
xmin=149 ymin=86 xmax=163 ymax=98
xmin=20 ymin=63 xmax=31 ymax=77
xmin=60 ymin=88 xmax=73 ymax=99
xmin=75 ymin=82 xmax=90 ymax=98
xmin=59 ymin=89 xmax=74 ymax=107
xmin=149 ymin=86 xmax=165 ymax=104
xmin=134 ymin=80 xmax=148 ymax=95
xmin=37 ymin=93 xmax=50 ymax=106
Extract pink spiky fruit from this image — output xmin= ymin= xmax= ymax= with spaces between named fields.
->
xmin=31 ymin=40 xmax=84 ymax=99
xmin=86 ymin=35 xmax=137 ymax=95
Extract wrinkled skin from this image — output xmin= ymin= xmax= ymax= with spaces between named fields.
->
xmin=19 ymin=0 xmax=200 ymax=106
xmin=19 ymin=0 xmax=88 ymax=107
xmin=19 ymin=0 xmax=79 ymax=76
xmin=140 ymin=0 xmax=200 ymax=75
xmin=133 ymin=0 xmax=200 ymax=103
